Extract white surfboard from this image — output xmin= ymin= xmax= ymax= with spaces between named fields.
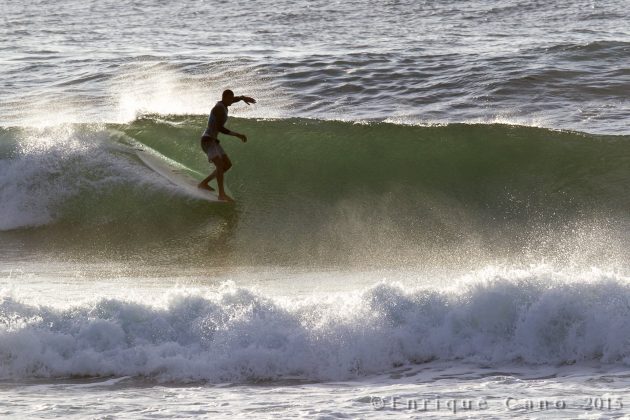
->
xmin=135 ymin=149 xmax=224 ymax=203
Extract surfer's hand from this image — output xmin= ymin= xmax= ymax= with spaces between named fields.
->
xmin=242 ymin=96 xmax=256 ymax=105
xmin=239 ymin=134 xmax=248 ymax=143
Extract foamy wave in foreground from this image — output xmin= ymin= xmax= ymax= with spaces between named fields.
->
xmin=2 ymin=269 xmax=630 ymax=383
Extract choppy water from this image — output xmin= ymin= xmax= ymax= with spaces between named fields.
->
xmin=2 ymin=0 xmax=630 ymax=418
xmin=2 ymin=0 xmax=630 ymax=132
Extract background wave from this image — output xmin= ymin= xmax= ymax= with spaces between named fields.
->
xmin=2 ymin=1 xmax=629 ymax=133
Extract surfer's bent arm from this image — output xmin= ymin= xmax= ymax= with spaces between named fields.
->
xmin=214 ymin=107 xmax=247 ymax=143
xmin=220 ymin=126 xmax=246 ymax=141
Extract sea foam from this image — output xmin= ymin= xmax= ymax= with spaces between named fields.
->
xmin=2 ymin=269 xmax=629 ymax=383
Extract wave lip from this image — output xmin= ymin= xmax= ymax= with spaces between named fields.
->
xmin=2 ymin=269 xmax=630 ymax=383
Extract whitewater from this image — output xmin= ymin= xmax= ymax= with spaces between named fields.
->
xmin=2 ymin=0 xmax=630 ymax=418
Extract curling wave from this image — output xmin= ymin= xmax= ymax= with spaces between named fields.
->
xmin=0 ymin=117 xmax=628 ymax=265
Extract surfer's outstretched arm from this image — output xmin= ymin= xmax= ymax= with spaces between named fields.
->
xmin=231 ymin=95 xmax=256 ymax=105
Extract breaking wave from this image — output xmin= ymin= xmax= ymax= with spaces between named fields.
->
xmin=1 ymin=269 xmax=629 ymax=383
xmin=1 ymin=117 xmax=628 ymax=266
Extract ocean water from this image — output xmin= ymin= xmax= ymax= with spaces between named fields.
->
xmin=1 ymin=0 xmax=630 ymax=418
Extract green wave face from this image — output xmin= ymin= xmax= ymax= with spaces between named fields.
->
xmin=2 ymin=117 xmax=629 ymax=268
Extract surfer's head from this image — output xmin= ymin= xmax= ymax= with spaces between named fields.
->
xmin=222 ymin=89 xmax=235 ymax=106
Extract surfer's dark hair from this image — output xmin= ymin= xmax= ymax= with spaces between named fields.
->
xmin=222 ymin=89 xmax=234 ymax=100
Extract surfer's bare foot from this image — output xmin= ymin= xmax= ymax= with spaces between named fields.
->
xmin=218 ymin=194 xmax=235 ymax=202
xmin=198 ymin=182 xmax=215 ymax=192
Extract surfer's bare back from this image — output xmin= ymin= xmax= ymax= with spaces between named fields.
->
xmin=198 ymin=89 xmax=256 ymax=202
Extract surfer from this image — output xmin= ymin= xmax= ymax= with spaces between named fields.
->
xmin=198 ymin=89 xmax=256 ymax=202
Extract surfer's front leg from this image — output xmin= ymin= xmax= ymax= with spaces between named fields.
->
xmin=212 ymin=157 xmax=234 ymax=202
xmin=198 ymin=171 xmax=216 ymax=191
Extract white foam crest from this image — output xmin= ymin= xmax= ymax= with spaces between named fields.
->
xmin=5 ymin=98 xmax=99 ymax=129
xmin=1 ymin=268 xmax=629 ymax=383
xmin=0 ymin=126 xmax=162 ymax=230
xmin=382 ymin=112 xmax=551 ymax=130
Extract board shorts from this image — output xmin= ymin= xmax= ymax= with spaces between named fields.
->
xmin=200 ymin=135 xmax=226 ymax=161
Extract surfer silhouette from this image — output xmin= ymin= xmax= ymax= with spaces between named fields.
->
xmin=198 ymin=89 xmax=256 ymax=202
